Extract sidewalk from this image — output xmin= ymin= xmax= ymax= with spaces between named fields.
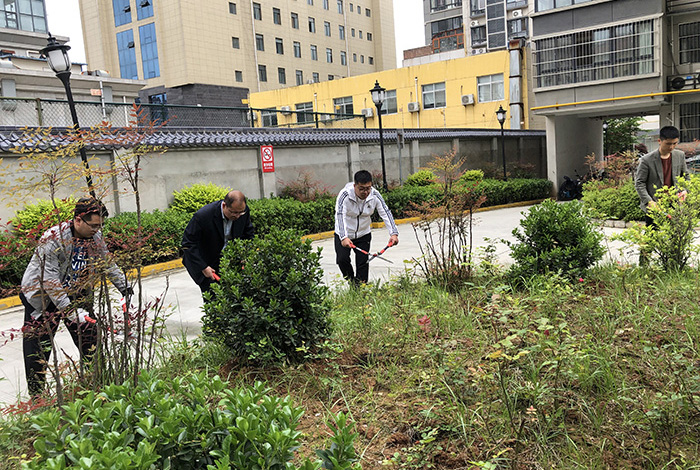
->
xmin=0 ymin=204 xmax=630 ymax=404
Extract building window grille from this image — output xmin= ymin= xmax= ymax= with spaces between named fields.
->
xmin=680 ymin=21 xmax=700 ymax=64
xmin=680 ymin=102 xmax=700 ymax=142
xmin=534 ymin=19 xmax=656 ymax=88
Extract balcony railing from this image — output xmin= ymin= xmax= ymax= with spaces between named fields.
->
xmin=432 ymin=29 xmax=465 ymax=53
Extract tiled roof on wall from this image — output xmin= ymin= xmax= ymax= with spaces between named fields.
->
xmin=0 ymin=127 xmax=545 ymax=153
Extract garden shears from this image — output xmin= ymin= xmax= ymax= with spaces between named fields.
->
xmin=349 ymin=241 xmax=394 ymax=263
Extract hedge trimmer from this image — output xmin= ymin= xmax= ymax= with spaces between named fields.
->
xmin=349 ymin=241 xmax=394 ymax=263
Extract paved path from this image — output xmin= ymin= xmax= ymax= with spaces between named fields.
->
xmin=0 ymin=205 xmax=631 ymax=404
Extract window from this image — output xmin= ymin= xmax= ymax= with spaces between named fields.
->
xmin=534 ymin=19 xmax=655 ymax=88
xmin=339 ymin=25 xmax=345 ymax=39
xmin=366 ymin=7 xmax=371 ymax=16
xmin=431 ymin=16 xmax=463 ymax=36
xmin=328 ymin=74 xmax=335 ymax=80
xmin=291 ymin=12 xmax=299 ymax=28
xmin=477 ymin=74 xmax=504 ymax=102
xmin=367 ymin=32 xmax=372 ymax=41
xmin=368 ymin=56 xmax=373 ymax=64
xmin=360 ymin=54 xmax=364 ymax=63
xmin=359 ymin=30 xmax=362 ymax=39
xmin=311 ymin=45 xmax=318 ymax=60
xmin=357 ymin=6 xmax=361 ymax=14
xmin=116 ymin=29 xmax=138 ymax=79
xmin=278 ymin=67 xmax=286 ymax=84
xmin=255 ymin=34 xmax=264 ymax=51
xmin=323 ymin=0 xmax=329 ymax=9
xmin=337 ymin=0 xmax=343 ymax=14
xmin=273 ymin=7 xmax=281 ymax=24
xmin=261 ymin=109 xmax=278 ymax=127
xmin=351 ymin=28 xmax=355 ymax=37
xmin=228 ymin=2 xmax=236 ymax=14
xmin=232 ymin=36 xmax=240 ymax=48
xmin=258 ymin=64 xmax=267 ymax=82
xmin=680 ymin=21 xmax=700 ymax=64
xmin=275 ymin=37 xmax=284 ymax=54
xmin=430 ymin=0 xmax=463 ymax=11
xmin=313 ymin=72 xmax=320 ymax=82
xmin=536 ymin=0 xmax=594 ymax=12
xmin=349 ymin=3 xmax=353 ymax=12
xmin=137 ymin=0 xmax=153 ymax=20
xmin=680 ymin=102 xmax=700 ymax=141
xmin=422 ymin=82 xmax=446 ymax=109
xmin=296 ymin=101 xmax=314 ymax=123
xmin=340 ymin=51 xmax=346 ymax=65
xmin=253 ymin=2 xmax=261 ymax=19
xmin=235 ymin=70 xmax=243 ymax=82
xmin=353 ymin=52 xmax=357 ymax=62
xmin=470 ymin=0 xmax=484 ymax=12
xmin=379 ymin=90 xmax=397 ymax=114
xmin=148 ymin=93 xmax=167 ymax=124
xmin=333 ymin=96 xmax=353 ymax=117
xmin=113 ymin=0 xmax=131 ymax=27
xmin=324 ymin=21 xmax=331 ymax=36
xmin=308 ymin=0 xmax=313 ymax=4
xmin=508 ymin=18 xmax=527 ymax=39
xmin=293 ymin=41 xmax=301 ymax=57
xmin=296 ymin=70 xmax=304 ymax=85
xmin=471 ymin=26 xmax=486 ymax=45
xmin=139 ymin=23 xmax=160 ymax=79
xmin=308 ymin=17 xmax=316 ymax=33
xmin=326 ymin=48 xmax=333 ymax=63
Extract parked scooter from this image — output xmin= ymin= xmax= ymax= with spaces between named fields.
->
xmin=558 ymin=171 xmax=583 ymax=201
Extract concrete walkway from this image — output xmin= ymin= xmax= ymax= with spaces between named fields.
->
xmin=0 ymin=204 xmax=631 ymax=404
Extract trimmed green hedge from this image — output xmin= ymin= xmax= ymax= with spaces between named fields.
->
xmin=581 ymin=178 xmax=645 ymax=222
xmin=0 ymin=178 xmax=551 ymax=291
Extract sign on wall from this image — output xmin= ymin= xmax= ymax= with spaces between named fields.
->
xmin=261 ymin=145 xmax=275 ymax=173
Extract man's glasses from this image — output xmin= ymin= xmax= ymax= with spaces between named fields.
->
xmin=80 ymin=217 xmax=102 ymax=229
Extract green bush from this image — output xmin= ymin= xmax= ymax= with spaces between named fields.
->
xmin=169 ymin=182 xmax=228 ymax=214
xmin=248 ymin=197 xmax=335 ymax=236
xmin=476 ymin=178 xmax=552 ymax=206
xmin=0 ymin=231 xmax=33 ymax=295
xmin=508 ymin=199 xmax=605 ymax=281
xmin=104 ymin=209 xmax=191 ymax=265
xmin=10 ymin=197 xmax=76 ymax=237
xmin=404 ymin=169 xmax=437 ymax=187
xmin=383 ymin=185 xmax=442 ymax=218
xmin=203 ymin=228 xmax=330 ymax=364
xmin=582 ymin=178 xmax=645 ymax=221
xmin=24 ymin=371 xmax=340 ymax=469
xmin=460 ymin=169 xmax=484 ymax=183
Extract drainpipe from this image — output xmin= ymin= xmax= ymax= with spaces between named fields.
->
xmin=508 ymin=38 xmax=524 ymax=129
xmin=414 ymin=76 xmax=420 ymax=128
xmin=250 ymin=0 xmax=261 ymax=92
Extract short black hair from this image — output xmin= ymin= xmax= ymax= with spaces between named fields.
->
xmin=354 ymin=170 xmax=372 ymax=184
xmin=74 ymin=197 xmax=108 ymax=220
xmin=659 ymin=126 xmax=680 ymax=141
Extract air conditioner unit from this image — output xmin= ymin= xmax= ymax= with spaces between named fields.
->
xmin=361 ymin=107 xmax=374 ymax=117
xmin=667 ymin=73 xmax=700 ymax=91
xmin=470 ymin=20 xmax=479 ymax=27
xmin=320 ymin=113 xmax=332 ymax=122
xmin=461 ymin=94 xmax=475 ymax=106
xmin=407 ymin=101 xmax=420 ymax=113
xmin=512 ymin=9 xmax=522 ymax=18
xmin=280 ymin=105 xmax=292 ymax=114
xmin=472 ymin=48 xmax=486 ymax=55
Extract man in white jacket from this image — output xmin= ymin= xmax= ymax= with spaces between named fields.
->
xmin=334 ymin=170 xmax=399 ymax=285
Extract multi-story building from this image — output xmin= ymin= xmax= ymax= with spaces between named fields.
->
xmin=529 ymin=0 xmax=700 ymax=187
xmin=465 ymin=0 xmax=529 ymax=56
xmin=78 ymin=0 xmax=397 ymax=106
xmin=424 ymin=0 xmax=465 ymax=53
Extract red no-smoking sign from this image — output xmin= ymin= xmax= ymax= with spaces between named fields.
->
xmin=261 ymin=145 xmax=275 ymax=173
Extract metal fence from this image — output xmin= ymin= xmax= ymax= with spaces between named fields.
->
xmin=0 ymin=97 xmax=367 ymax=130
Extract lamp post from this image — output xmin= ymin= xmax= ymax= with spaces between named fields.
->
xmin=496 ymin=105 xmax=507 ymax=181
xmin=41 ymin=34 xmax=95 ymax=197
xmin=370 ymin=80 xmax=388 ymax=191
xmin=602 ymin=121 xmax=608 ymax=156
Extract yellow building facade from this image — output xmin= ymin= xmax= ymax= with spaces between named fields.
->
xmin=249 ymin=50 xmax=532 ymax=130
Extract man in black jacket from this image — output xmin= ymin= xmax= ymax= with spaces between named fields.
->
xmin=182 ymin=190 xmax=255 ymax=295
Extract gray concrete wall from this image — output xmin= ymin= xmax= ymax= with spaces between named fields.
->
xmin=0 ymin=133 xmax=546 ymax=222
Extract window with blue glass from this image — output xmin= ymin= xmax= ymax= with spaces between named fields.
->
xmin=116 ymin=29 xmax=138 ymax=79
xmin=139 ymin=23 xmax=160 ymax=78
xmin=112 ymin=0 xmax=131 ymax=27
xmin=137 ymin=0 xmax=153 ymax=20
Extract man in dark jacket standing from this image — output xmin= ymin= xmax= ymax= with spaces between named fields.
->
xmin=182 ymin=190 xmax=255 ymax=295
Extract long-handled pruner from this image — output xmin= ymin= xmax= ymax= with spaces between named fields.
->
xmin=349 ymin=242 xmax=393 ymax=263
xmin=368 ymin=240 xmax=395 ymax=263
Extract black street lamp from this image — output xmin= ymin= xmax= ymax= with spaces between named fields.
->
xmin=602 ymin=121 xmax=608 ymax=156
xmin=370 ymin=80 xmax=388 ymax=191
xmin=41 ymin=34 xmax=95 ymax=197
xmin=496 ymin=105 xmax=507 ymax=181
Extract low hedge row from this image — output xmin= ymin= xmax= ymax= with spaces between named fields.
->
xmin=581 ymin=178 xmax=645 ymax=222
xmin=0 ymin=178 xmax=551 ymax=294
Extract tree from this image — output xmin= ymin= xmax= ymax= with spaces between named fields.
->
xmin=604 ymin=117 xmax=643 ymax=156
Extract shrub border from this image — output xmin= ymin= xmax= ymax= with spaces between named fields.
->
xmin=0 ymin=198 xmax=546 ymax=311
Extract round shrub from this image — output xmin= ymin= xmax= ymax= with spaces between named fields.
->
xmin=508 ymin=199 xmax=605 ymax=281
xmin=170 ymin=183 xmax=228 ymax=214
xmin=11 ymin=197 xmax=76 ymax=237
xmin=460 ymin=169 xmax=484 ymax=183
xmin=203 ymin=228 xmax=330 ymax=364
xmin=581 ymin=178 xmax=644 ymax=221
xmin=404 ymin=169 xmax=437 ymax=187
